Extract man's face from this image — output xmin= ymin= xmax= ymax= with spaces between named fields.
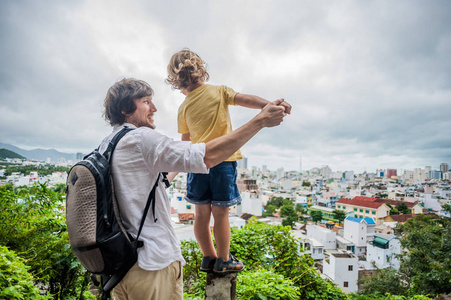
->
xmin=123 ymin=96 xmax=157 ymax=129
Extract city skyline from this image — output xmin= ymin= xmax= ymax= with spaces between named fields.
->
xmin=1 ymin=1 xmax=450 ymax=173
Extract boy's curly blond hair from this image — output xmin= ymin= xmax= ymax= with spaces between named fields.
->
xmin=166 ymin=48 xmax=209 ymax=90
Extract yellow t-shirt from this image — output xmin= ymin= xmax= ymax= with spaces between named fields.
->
xmin=177 ymin=84 xmax=243 ymax=161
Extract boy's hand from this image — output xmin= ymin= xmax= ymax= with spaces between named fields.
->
xmin=272 ymin=98 xmax=291 ymax=114
xmin=260 ymin=100 xmax=286 ymax=127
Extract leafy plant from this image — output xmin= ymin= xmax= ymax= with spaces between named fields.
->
xmin=237 ymin=269 xmax=299 ymax=299
xmin=0 ymin=246 xmax=50 ymax=300
xmin=0 ymin=183 xmax=91 ymax=299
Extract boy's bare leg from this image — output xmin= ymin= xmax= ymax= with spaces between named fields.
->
xmin=194 ymin=204 xmax=216 ymax=258
xmin=211 ymin=206 xmax=230 ymax=261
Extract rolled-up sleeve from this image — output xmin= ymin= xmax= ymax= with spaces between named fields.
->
xmin=137 ymin=128 xmax=209 ymax=174
xmin=186 ymin=143 xmax=208 ymax=173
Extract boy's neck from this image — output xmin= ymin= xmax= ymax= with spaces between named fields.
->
xmin=182 ymin=82 xmax=204 ymax=95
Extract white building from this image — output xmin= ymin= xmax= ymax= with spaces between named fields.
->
xmin=291 ymin=230 xmax=325 ymax=260
xmin=323 ymin=252 xmax=359 ymax=292
xmin=366 ymin=233 xmax=401 ymax=270
xmin=169 ymin=192 xmax=194 ymax=214
xmin=306 ymin=225 xmax=336 ymax=250
xmin=343 ymin=217 xmax=376 ymax=258
xmin=240 ymin=191 xmax=262 ymax=216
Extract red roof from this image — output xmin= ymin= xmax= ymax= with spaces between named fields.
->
xmin=388 ymin=214 xmax=415 ymax=222
xmin=179 ymin=213 xmax=195 ymax=221
xmin=338 ymin=197 xmax=385 ymax=209
xmin=352 ymin=196 xmax=378 ymax=202
xmin=374 ymin=198 xmax=418 ymax=208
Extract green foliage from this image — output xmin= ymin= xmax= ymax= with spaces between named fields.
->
xmin=395 ymin=203 xmax=410 ymax=215
xmin=280 ymin=205 xmax=296 ymax=218
xmin=302 ymin=181 xmax=311 ymax=187
xmin=237 ymin=269 xmax=299 ymax=299
xmin=3 ymin=164 xmax=71 ymax=177
xmin=229 ymin=218 xmax=348 ymax=299
xmin=182 ymin=218 xmax=347 ymax=299
xmin=390 ymin=208 xmax=400 ymax=215
xmin=310 ymin=210 xmax=323 ymax=224
xmin=358 ymin=268 xmax=409 ymax=296
xmin=282 ymin=199 xmax=293 ymax=206
xmin=295 ymin=203 xmax=306 ymax=214
xmin=263 ymin=204 xmax=276 ymax=217
xmin=180 ymin=239 xmax=206 ymax=298
xmin=266 ymin=196 xmax=284 ymax=208
xmin=0 ymin=148 xmax=26 ymax=159
xmin=51 ymin=183 xmax=67 ymax=194
xmin=280 ymin=205 xmax=298 ymax=228
xmin=332 ymin=209 xmax=347 ymax=224
xmin=0 ymin=246 xmax=50 ymax=300
xmin=396 ymin=214 xmax=451 ymax=296
xmin=0 ymin=183 xmax=91 ymax=299
xmin=349 ymin=293 xmax=432 ymax=299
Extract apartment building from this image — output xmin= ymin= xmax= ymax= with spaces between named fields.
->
xmin=336 ymin=196 xmax=390 ymax=224
xmin=306 ymin=224 xmax=337 ymax=250
xmin=323 ymin=252 xmax=359 ymax=292
xmin=366 ymin=233 xmax=401 ymax=270
xmin=343 ymin=216 xmax=376 ymax=258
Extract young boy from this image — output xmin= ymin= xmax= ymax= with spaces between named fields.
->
xmin=166 ymin=48 xmax=291 ymax=274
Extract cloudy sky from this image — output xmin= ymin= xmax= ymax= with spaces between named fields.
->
xmin=1 ymin=0 xmax=450 ymax=173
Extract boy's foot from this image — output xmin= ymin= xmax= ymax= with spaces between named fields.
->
xmin=200 ymin=256 xmax=216 ymax=273
xmin=213 ymin=254 xmax=244 ymax=274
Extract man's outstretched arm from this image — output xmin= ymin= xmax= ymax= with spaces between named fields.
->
xmin=203 ymin=99 xmax=287 ymax=168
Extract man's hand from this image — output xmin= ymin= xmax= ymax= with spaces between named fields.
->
xmin=272 ymin=98 xmax=292 ymax=115
xmin=259 ymin=99 xmax=287 ymax=128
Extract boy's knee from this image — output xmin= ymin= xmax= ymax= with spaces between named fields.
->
xmin=211 ymin=206 xmax=229 ymax=218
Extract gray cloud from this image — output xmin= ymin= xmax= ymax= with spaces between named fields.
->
xmin=0 ymin=0 xmax=450 ymax=173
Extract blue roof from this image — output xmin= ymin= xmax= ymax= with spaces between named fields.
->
xmin=364 ymin=218 xmax=376 ymax=224
xmin=345 ymin=216 xmax=376 ymax=224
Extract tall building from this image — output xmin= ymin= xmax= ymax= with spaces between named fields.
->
xmin=386 ymin=169 xmax=397 ymax=179
xmin=440 ymin=163 xmax=449 ymax=179
xmin=429 ymin=170 xmax=442 ymax=180
xmin=299 ymin=155 xmax=302 ymax=173
xmin=425 ymin=166 xmax=432 ymax=178
xmin=237 ymin=156 xmax=248 ymax=169
xmin=76 ymin=152 xmax=83 ymax=162
xmin=320 ymin=165 xmax=332 ymax=179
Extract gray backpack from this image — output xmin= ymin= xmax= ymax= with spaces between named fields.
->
xmin=65 ymin=127 xmax=165 ymax=299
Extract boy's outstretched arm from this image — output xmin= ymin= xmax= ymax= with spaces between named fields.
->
xmin=235 ymin=93 xmax=291 ymax=114
xmin=204 ymin=99 xmax=286 ymax=168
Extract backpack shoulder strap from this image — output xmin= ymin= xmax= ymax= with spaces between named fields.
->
xmin=103 ymin=126 xmax=134 ymax=161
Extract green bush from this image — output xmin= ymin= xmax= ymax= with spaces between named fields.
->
xmin=181 ymin=218 xmax=348 ymax=300
xmin=237 ymin=269 xmax=299 ymax=299
xmin=0 ymin=246 xmax=50 ymax=300
xmin=0 ymin=183 xmax=91 ymax=299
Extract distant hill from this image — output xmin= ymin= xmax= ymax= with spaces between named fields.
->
xmin=0 ymin=142 xmax=76 ymax=162
xmin=0 ymin=148 xmax=26 ymax=160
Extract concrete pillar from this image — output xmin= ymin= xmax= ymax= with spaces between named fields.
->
xmin=205 ymin=273 xmax=237 ymax=300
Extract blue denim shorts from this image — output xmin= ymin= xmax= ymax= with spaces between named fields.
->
xmin=185 ymin=161 xmax=242 ymax=207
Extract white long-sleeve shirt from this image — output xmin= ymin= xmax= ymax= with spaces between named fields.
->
xmin=98 ymin=123 xmax=208 ymax=270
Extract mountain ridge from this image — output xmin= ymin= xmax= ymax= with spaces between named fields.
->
xmin=0 ymin=142 xmax=77 ymax=162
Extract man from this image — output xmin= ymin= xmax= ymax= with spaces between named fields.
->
xmin=99 ymin=78 xmax=287 ymax=299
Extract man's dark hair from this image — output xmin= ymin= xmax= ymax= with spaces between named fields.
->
xmin=103 ymin=78 xmax=154 ymax=126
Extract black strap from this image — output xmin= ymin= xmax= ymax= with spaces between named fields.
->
xmin=136 ymin=174 xmax=160 ymax=242
xmin=161 ymin=172 xmax=171 ymax=188
xmin=100 ymin=174 xmax=162 ymax=299
xmin=103 ymin=126 xmax=133 ymax=161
